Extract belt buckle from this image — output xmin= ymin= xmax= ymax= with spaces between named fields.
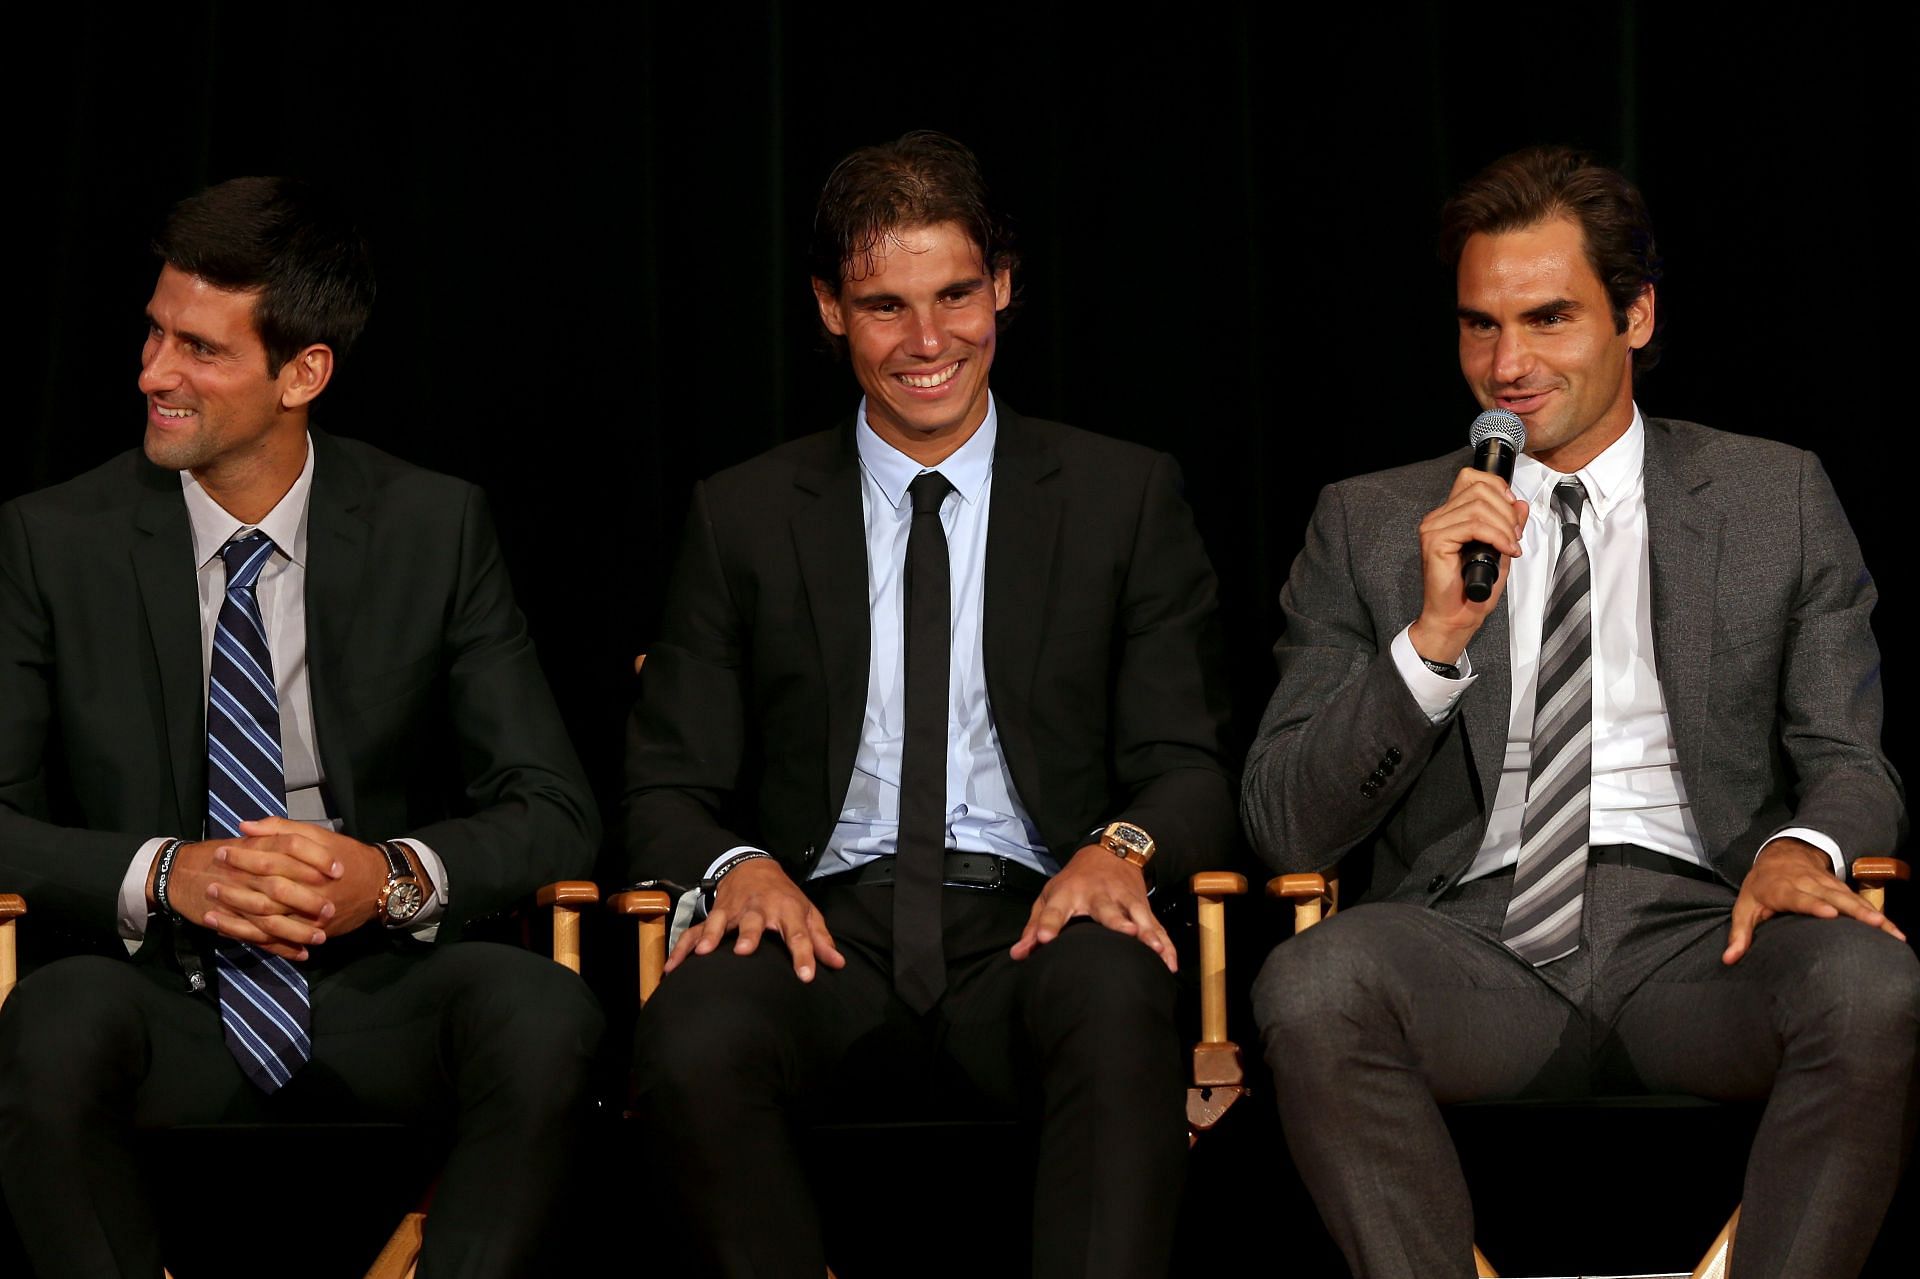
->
xmin=947 ymin=854 xmax=1005 ymax=892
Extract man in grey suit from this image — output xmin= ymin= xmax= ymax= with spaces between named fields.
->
xmin=1245 ymin=145 xmax=1918 ymax=1279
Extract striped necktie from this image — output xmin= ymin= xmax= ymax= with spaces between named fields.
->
xmin=1501 ymin=479 xmax=1594 ymax=966
xmin=207 ymin=531 xmax=312 ymax=1092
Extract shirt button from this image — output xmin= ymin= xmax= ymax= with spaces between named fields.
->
xmin=1427 ymin=874 xmax=1448 ymax=893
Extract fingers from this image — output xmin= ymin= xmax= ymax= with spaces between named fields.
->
xmin=205 ymin=877 xmax=336 ymax=922
xmin=200 ymin=907 xmax=322 ymax=960
xmin=223 ymin=832 xmax=345 ymax=880
xmin=1721 ymin=895 xmax=1766 ymax=965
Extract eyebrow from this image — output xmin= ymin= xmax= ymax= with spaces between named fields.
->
xmin=849 ymin=276 xmax=986 ymax=306
xmin=1454 ymin=297 xmax=1588 ymax=325
xmin=145 ymin=310 xmax=224 ymax=354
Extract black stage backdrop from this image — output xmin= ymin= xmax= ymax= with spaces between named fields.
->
xmin=5 ymin=2 xmax=1913 ymax=1272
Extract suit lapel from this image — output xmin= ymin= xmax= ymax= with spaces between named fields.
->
xmin=790 ymin=427 xmax=870 ymax=822
xmin=982 ymin=411 xmax=1063 ymax=795
xmin=1642 ymin=418 xmax=1720 ymax=790
xmin=302 ymin=432 xmax=372 ymax=830
xmin=131 ymin=471 xmax=207 ymax=837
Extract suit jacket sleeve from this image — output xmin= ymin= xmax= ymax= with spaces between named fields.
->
xmin=0 ymin=501 xmax=148 ymax=937
xmin=1769 ymin=452 xmax=1905 ymax=862
xmin=624 ymin=481 xmax=756 ymax=890
xmin=1241 ymin=479 xmax=1457 ymax=876
xmin=395 ymin=486 xmax=601 ymax=927
xmin=1102 ymin=452 xmax=1238 ymax=890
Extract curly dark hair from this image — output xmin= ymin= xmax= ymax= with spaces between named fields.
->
xmin=808 ymin=131 xmax=1019 ymax=353
xmin=1439 ymin=145 xmax=1664 ymax=373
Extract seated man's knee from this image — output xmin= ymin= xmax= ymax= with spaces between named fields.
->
xmin=0 ymin=957 xmax=147 ymax=1104
xmin=441 ymin=945 xmax=604 ymax=1106
xmin=1020 ymin=922 xmax=1178 ymax=1050
xmin=1252 ymin=912 xmax=1404 ymax=1069
xmin=631 ymin=949 xmax=799 ymax=1110
xmin=1773 ymin=921 xmax=1920 ymax=1073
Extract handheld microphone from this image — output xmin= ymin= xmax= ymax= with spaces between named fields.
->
xmin=1461 ymin=409 xmax=1527 ymax=602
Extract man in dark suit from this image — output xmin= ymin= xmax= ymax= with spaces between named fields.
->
xmin=1244 ymin=145 xmax=1919 ymax=1279
xmin=626 ymin=131 xmax=1236 ymax=1278
xmin=0 ymin=177 xmax=603 ymax=1278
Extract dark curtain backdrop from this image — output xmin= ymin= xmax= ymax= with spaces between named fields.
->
xmin=10 ymin=1 xmax=1909 ymax=861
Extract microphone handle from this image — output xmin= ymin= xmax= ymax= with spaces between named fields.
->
xmin=1459 ymin=438 xmax=1518 ymax=603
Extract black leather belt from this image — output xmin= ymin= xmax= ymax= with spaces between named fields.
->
xmin=840 ymin=852 xmax=1051 ymax=898
xmin=1591 ymin=843 xmax=1720 ymax=884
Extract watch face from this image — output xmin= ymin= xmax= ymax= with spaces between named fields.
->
xmin=384 ymin=881 xmax=425 ymax=922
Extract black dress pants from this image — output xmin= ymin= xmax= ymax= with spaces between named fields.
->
xmin=632 ymin=877 xmax=1187 ymax=1279
xmin=1253 ymin=858 xmax=1920 ymax=1279
xmin=0 ymin=938 xmax=604 ymax=1279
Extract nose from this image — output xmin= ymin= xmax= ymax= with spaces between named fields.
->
xmin=138 ymin=334 xmax=178 ymax=395
xmin=905 ymin=307 xmax=945 ymax=356
xmin=1490 ymin=325 xmax=1535 ymax=386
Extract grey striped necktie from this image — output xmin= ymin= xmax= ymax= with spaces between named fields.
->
xmin=207 ymin=532 xmax=312 ymax=1092
xmin=1501 ymin=478 xmax=1593 ymax=966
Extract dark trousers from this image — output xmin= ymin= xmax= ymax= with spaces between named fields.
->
xmin=1253 ymin=858 xmax=1920 ymax=1279
xmin=0 ymin=939 xmax=604 ymax=1279
xmin=632 ymin=877 xmax=1187 ymax=1279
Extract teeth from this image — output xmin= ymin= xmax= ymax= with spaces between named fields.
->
xmin=156 ymin=405 xmax=194 ymax=418
xmin=898 ymin=363 xmax=959 ymax=389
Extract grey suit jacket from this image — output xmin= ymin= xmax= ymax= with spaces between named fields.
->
xmin=1241 ymin=416 xmax=1904 ymax=905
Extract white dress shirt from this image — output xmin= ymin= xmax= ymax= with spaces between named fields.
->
xmin=1390 ymin=408 xmax=1842 ymax=880
xmin=115 ymin=437 xmax=447 ymax=941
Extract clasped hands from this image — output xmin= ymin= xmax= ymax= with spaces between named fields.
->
xmin=151 ymin=817 xmax=393 ymax=961
xmin=665 ymin=843 xmax=1172 ymax=985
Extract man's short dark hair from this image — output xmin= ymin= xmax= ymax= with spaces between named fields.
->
xmin=154 ymin=176 xmax=376 ymax=375
xmin=808 ymin=130 xmax=1019 ymax=351
xmin=1439 ymin=145 xmax=1664 ymax=373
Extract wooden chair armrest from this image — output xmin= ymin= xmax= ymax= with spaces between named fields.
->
xmin=609 ymin=890 xmax=676 ymax=1006
xmin=1851 ymin=857 xmax=1910 ymax=913
xmin=1266 ymin=871 xmax=1340 ymax=932
xmin=532 ymin=881 xmax=599 ymax=974
xmin=1186 ymin=871 xmax=1249 ymax=1139
xmin=0 ymin=893 xmax=25 ymax=1013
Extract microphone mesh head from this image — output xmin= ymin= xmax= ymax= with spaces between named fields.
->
xmin=1469 ymin=408 xmax=1526 ymax=452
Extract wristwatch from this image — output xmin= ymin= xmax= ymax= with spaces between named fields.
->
xmin=1098 ymin=821 xmax=1156 ymax=874
xmin=374 ymin=840 xmax=426 ymax=927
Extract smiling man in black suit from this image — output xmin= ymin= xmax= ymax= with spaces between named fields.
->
xmin=626 ymin=131 xmax=1237 ymax=1278
xmin=0 ymin=176 xmax=602 ymax=1279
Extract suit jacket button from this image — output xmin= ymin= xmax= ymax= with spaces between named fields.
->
xmin=1427 ymin=874 xmax=1448 ymax=893
xmin=1370 ymin=768 xmax=1387 ymax=784
xmin=1360 ymin=781 xmax=1378 ymax=798
xmin=1386 ymin=747 xmax=1402 ymax=765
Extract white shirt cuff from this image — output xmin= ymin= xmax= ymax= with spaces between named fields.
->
xmin=1390 ymin=626 xmax=1476 ymax=724
xmin=1763 ymin=828 xmax=1846 ymax=879
xmin=119 ymin=838 xmax=171 ymax=941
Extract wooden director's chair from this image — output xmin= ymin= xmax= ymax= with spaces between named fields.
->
xmin=1238 ymin=854 xmax=1913 ymax=1279
xmin=0 ymin=882 xmax=601 ymax=1279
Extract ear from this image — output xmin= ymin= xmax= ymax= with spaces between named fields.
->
xmin=277 ymin=344 xmax=335 ymax=410
xmin=812 ymin=278 xmax=848 ymax=336
xmin=991 ymin=265 xmax=1011 ymax=313
xmin=1624 ymin=284 xmax=1655 ymax=351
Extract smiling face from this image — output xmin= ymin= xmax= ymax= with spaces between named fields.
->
xmin=140 ymin=264 xmax=327 ymax=497
xmin=814 ymin=220 xmax=1011 ymax=465
xmin=1455 ymin=215 xmax=1654 ymax=472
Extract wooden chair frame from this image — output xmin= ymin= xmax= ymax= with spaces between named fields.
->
xmin=0 ymin=881 xmax=601 ymax=1279
xmin=1264 ymin=856 xmax=1910 ymax=1279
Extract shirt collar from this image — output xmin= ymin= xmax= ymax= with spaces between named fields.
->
xmin=855 ymin=393 xmax=998 ymax=510
xmin=181 ymin=433 xmax=316 ymax=570
xmin=1511 ymin=404 xmax=1644 ymax=521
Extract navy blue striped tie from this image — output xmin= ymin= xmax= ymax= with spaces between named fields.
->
xmin=207 ymin=532 xmax=311 ymax=1092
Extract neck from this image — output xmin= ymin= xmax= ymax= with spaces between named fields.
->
xmin=194 ymin=421 xmax=308 ymax=525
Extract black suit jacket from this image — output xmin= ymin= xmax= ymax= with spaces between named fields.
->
xmin=1242 ymin=417 xmax=1905 ymax=903
xmin=625 ymin=408 xmax=1236 ymax=893
xmin=0 ymin=430 xmax=599 ymax=947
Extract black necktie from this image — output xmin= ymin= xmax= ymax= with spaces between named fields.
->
xmin=894 ymin=471 xmax=954 ymax=1013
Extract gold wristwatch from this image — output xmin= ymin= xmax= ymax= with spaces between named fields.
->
xmin=1099 ymin=821 xmax=1156 ymax=873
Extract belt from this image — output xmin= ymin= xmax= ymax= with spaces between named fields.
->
xmin=1590 ymin=843 xmax=1721 ymax=884
xmin=839 ymin=853 xmax=1051 ymax=898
